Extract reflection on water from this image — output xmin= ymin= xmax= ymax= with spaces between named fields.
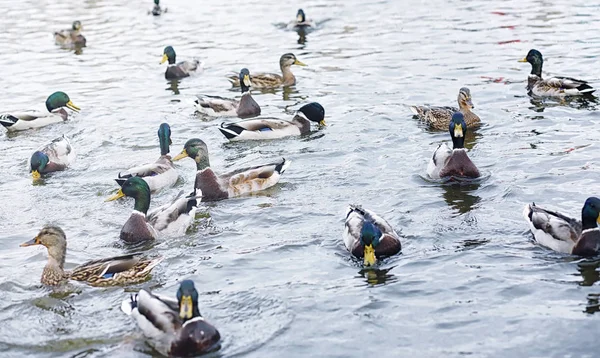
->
xmin=296 ymin=27 xmax=308 ymax=46
xmin=441 ymin=182 xmax=481 ymax=215
xmin=167 ymin=79 xmax=181 ymax=95
xmin=528 ymin=96 xmax=598 ymax=113
xmin=585 ymin=293 xmax=600 ymax=315
xmin=576 ymin=260 xmax=600 ymax=287
xmin=357 ymin=266 xmax=396 ymax=286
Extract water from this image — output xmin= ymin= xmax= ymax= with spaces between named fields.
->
xmin=1 ymin=0 xmax=600 ymax=357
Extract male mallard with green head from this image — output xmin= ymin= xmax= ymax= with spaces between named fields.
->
xmin=29 ymin=135 xmax=76 ymax=181
xmin=343 ymin=205 xmax=402 ymax=266
xmin=173 ymin=138 xmax=291 ymax=201
xmin=150 ymin=0 xmax=167 ymax=16
xmin=410 ymin=87 xmax=480 ymax=130
xmin=287 ymin=9 xmax=315 ymax=30
xmin=0 ymin=91 xmax=80 ymax=132
xmin=20 ymin=226 xmax=162 ymax=286
xmin=54 ymin=21 xmax=86 ymax=47
xmin=518 ymin=49 xmax=595 ymax=97
xmin=195 ymin=68 xmax=261 ymax=119
xmin=160 ymin=46 xmax=202 ymax=80
xmin=228 ymin=53 xmax=306 ymax=88
xmin=121 ymin=280 xmax=221 ymax=356
xmin=523 ymin=197 xmax=600 ymax=256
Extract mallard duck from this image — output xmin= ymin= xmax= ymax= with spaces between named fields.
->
xmin=427 ymin=112 xmax=480 ymax=179
xmin=116 ymin=123 xmax=178 ymax=193
xmin=523 ymin=197 xmax=600 ymax=256
xmin=518 ymin=49 xmax=595 ymax=97
xmin=20 ymin=226 xmax=162 ymax=286
xmin=29 ymin=135 xmax=76 ymax=181
xmin=121 ymin=280 xmax=221 ymax=356
xmin=107 ymin=177 xmax=199 ymax=243
xmin=149 ymin=0 xmax=167 ymax=16
xmin=54 ymin=21 xmax=86 ymax=47
xmin=343 ymin=205 xmax=402 ymax=266
xmin=160 ymin=46 xmax=202 ymax=80
xmin=195 ymin=68 xmax=261 ymax=119
xmin=410 ymin=87 xmax=480 ymax=130
xmin=228 ymin=53 xmax=306 ymax=88
xmin=173 ymin=138 xmax=291 ymax=201
xmin=0 ymin=91 xmax=80 ymax=132
xmin=218 ymin=102 xmax=325 ymax=141
xmin=287 ymin=9 xmax=315 ymax=30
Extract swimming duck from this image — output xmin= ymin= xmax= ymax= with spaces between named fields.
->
xmin=121 ymin=280 xmax=221 ymax=356
xmin=106 ymin=177 xmax=199 ymax=243
xmin=343 ymin=205 xmax=402 ymax=266
xmin=54 ymin=21 xmax=86 ymax=47
xmin=287 ymin=9 xmax=315 ymax=30
xmin=523 ymin=197 xmax=600 ymax=256
xmin=20 ymin=226 xmax=162 ymax=286
xmin=228 ymin=53 xmax=306 ymax=88
xmin=173 ymin=138 xmax=291 ymax=201
xmin=218 ymin=102 xmax=325 ymax=141
xmin=116 ymin=123 xmax=178 ymax=193
xmin=149 ymin=0 xmax=167 ymax=15
xmin=0 ymin=91 xmax=80 ymax=132
xmin=195 ymin=68 xmax=261 ymax=119
xmin=29 ymin=135 xmax=76 ymax=181
xmin=518 ymin=49 xmax=595 ymax=97
xmin=410 ymin=87 xmax=480 ymax=130
xmin=427 ymin=112 xmax=480 ymax=179
xmin=160 ymin=46 xmax=202 ymax=80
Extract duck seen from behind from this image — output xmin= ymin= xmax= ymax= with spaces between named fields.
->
xmin=228 ymin=53 xmax=306 ymax=88
xmin=0 ymin=91 xmax=80 ymax=132
xmin=29 ymin=135 xmax=76 ymax=181
xmin=54 ymin=21 xmax=86 ymax=47
xmin=287 ymin=8 xmax=315 ymax=29
xmin=410 ymin=87 xmax=480 ymax=130
xmin=150 ymin=0 xmax=167 ymax=15
xmin=160 ymin=46 xmax=202 ymax=80
xmin=427 ymin=112 xmax=480 ymax=180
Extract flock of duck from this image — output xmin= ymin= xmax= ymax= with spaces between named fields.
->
xmin=3 ymin=2 xmax=600 ymax=357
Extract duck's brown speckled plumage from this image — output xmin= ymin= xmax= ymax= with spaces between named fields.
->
xmin=410 ymin=87 xmax=480 ymax=130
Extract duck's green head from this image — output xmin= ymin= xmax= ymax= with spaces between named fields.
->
xmin=239 ymin=68 xmax=252 ymax=93
xmin=298 ymin=102 xmax=325 ymax=125
xmin=296 ymin=9 xmax=306 ymax=23
xmin=106 ymin=177 xmax=151 ymax=213
xmin=154 ymin=0 xmax=160 ymax=4
xmin=361 ymin=221 xmax=382 ymax=267
xmin=30 ymin=151 xmax=49 ymax=181
xmin=449 ymin=112 xmax=467 ymax=149
xmin=161 ymin=46 xmax=176 ymax=65
xmin=72 ymin=21 xmax=82 ymax=31
xmin=518 ymin=49 xmax=543 ymax=76
xmin=458 ymin=87 xmax=474 ymax=110
xmin=158 ymin=123 xmax=172 ymax=156
xmin=582 ymin=197 xmax=600 ymax=230
xmin=280 ymin=53 xmax=306 ymax=69
xmin=173 ymin=138 xmax=210 ymax=170
xmin=177 ymin=280 xmax=201 ymax=320
xmin=46 ymin=91 xmax=80 ymax=113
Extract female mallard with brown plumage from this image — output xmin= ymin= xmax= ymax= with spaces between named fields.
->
xmin=228 ymin=53 xmax=306 ymax=88
xmin=121 ymin=280 xmax=221 ymax=356
xmin=518 ymin=49 xmax=595 ymax=97
xmin=160 ymin=46 xmax=202 ymax=80
xmin=523 ymin=197 xmax=600 ymax=256
xmin=427 ymin=112 xmax=480 ymax=179
xmin=195 ymin=68 xmax=261 ymax=119
xmin=20 ymin=226 xmax=161 ymax=286
xmin=410 ymin=87 xmax=479 ymax=130
xmin=106 ymin=177 xmax=199 ymax=243
xmin=343 ymin=205 xmax=402 ymax=267
xmin=54 ymin=21 xmax=86 ymax=47
xmin=173 ymin=138 xmax=291 ymax=201
xmin=0 ymin=91 xmax=80 ymax=132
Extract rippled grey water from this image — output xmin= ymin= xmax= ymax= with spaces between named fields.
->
xmin=1 ymin=0 xmax=600 ymax=357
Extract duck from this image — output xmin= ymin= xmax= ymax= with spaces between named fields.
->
xmin=172 ymin=138 xmax=291 ymax=201
xmin=20 ymin=226 xmax=162 ymax=286
xmin=160 ymin=46 xmax=202 ymax=80
xmin=523 ymin=197 xmax=600 ymax=256
xmin=106 ymin=177 xmax=199 ymax=243
xmin=518 ymin=49 xmax=595 ymax=97
xmin=427 ymin=112 xmax=480 ymax=180
xmin=116 ymin=123 xmax=178 ymax=193
xmin=410 ymin=87 xmax=480 ymax=130
xmin=228 ymin=53 xmax=306 ymax=88
xmin=149 ymin=0 xmax=167 ymax=16
xmin=0 ymin=91 xmax=80 ymax=132
xmin=287 ymin=9 xmax=315 ymax=30
xmin=195 ymin=68 xmax=261 ymax=119
xmin=343 ymin=205 xmax=402 ymax=266
xmin=29 ymin=135 xmax=76 ymax=181
xmin=121 ymin=280 xmax=221 ymax=356
xmin=54 ymin=21 xmax=86 ymax=47
xmin=218 ymin=102 xmax=325 ymax=141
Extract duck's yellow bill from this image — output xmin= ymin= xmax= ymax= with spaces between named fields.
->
xmin=243 ymin=74 xmax=252 ymax=87
xmin=106 ymin=189 xmax=125 ymax=202
xmin=160 ymin=54 xmax=168 ymax=64
xmin=66 ymin=100 xmax=80 ymax=112
xmin=454 ymin=123 xmax=463 ymax=138
xmin=179 ymin=295 xmax=193 ymax=319
xmin=32 ymin=170 xmax=41 ymax=180
xmin=20 ymin=236 xmax=40 ymax=247
xmin=596 ymin=213 xmax=600 ymax=224
xmin=364 ymin=244 xmax=376 ymax=266
xmin=172 ymin=149 xmax=188 ymax=161
xmin=294 ymin=59 xmax=307 ymax=66
xmin=518 ymin=58 xmax=528 ymax=63
xmin=319 ymin=120 xmax=326 ymax=126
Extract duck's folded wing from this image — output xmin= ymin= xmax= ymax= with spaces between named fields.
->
xmin=74 ymin=253 xmax=159 ymax=277
xmin=119 ymin=159 xmax=172 ymax=178
xmin=1 ymin=110 xmax=46 ymax=121
xmin=147 ymin=191 xmax=199 ymax=230
xmin=527 ymin=204 xmax=582 ymax=243
xmin=361 ymin=207 xmax=397 ymax=235
xmin=196 ymin=95 xmax=237 ymax=112
xmin=136 ymin=289 xmax=182 ymax=334
xmin=224 ymin=159 xmax=290 ymax=186
xmin=179 ymin=60 xmax=200 ymax=72
xmin=544 ymin=76 xmax=594 ymax=94
xmin=222 ymin=118 xmax=291 ymax=132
